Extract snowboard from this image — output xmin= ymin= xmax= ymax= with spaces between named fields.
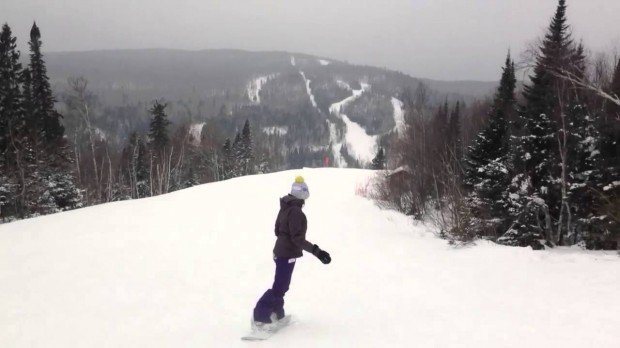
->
xmin=241 ymin=315 xmax=293 ymax=341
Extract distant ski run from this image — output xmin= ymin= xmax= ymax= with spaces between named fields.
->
xmin=299 ymin=71 xmax=318 ymax=109
xmin=391 ymin=97 xmax=406 ymax=136
xmin=328 ymin=81 xmax=377 ymax=164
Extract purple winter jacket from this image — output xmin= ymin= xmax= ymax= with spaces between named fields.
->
xmin=273 ymin=195 xmax=314 ymax=258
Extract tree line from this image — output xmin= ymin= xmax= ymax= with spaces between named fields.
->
xmin=0 ymin=23 xmax=264 ymax=221
xmin=380 ymin=0 xmax=619 ymax=250
xmin=0 ymin=22 xmax=82 ymax=218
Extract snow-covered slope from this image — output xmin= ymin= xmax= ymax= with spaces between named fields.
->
xmin=189 ymin=122 xmax=205 ymax=144
xmin=247 ymin=74 xmax=277 ymax=104
xmin=299 ymin=71 xmax=318 ymax=109
xmin=391 ymin=97 xmax=406 ymax=135
xmin=329 ymin=82 xmax=378 ymax=164
xmin=1 ymin=169 xmax=619 ymax=347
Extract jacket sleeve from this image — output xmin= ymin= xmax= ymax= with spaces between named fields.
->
xmin=274 ymin=214 xmax=280 ymax=236
xmin=288 ymin=207 xmax=314 ymax=253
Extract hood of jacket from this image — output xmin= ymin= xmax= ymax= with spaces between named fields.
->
xmin=280 ymin=194 xmax=304 ymax=209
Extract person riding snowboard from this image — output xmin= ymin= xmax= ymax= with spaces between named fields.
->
xmin=251 ymin=176 xmax=332 ymax=331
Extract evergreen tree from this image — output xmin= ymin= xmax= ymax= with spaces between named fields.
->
xmin=0 ymin=172 xmax=12 ymax=219
xmin=26 ymin=22 xmax=64 ymax=144
xmin=17 ymin=23 xmax=82 ymax=218
xmin=565 ymin=104 xmax=601 ymax=243
xmin=21 ymin=68 xmax=33 ymax=129
xmin=588 ymin=58 xmax=620 ymax=246
xmin=502 ymin=0 xmax=600 ymax=248
xmin=371 ymin=147 xmax=386 ymax=170
xmin=498 ymin=178 xmax=548 ymax=250
xmin=519 ymin=0 xmax=575 ymax=197
xmin=231 ymin=131 xmax=242 ymax=177
xmin=502 ymin=0 xmax=582 ymax=248
xmin=44 ymin=172 xmax=84 ymax=211
xmin=0 ymin=23 xmax=23 ymax=153
xmin=599 ymin=58 xmax=620 ymax=170
xmin=240 ymin=119 xmax=253 ymax=175
xmin=0 ymin=25 xmax=25 ymax=218
xmin=464 ymin=53 xmax=516 ymax=237
xmin=148 ymin=100 xmax=171 ymax=154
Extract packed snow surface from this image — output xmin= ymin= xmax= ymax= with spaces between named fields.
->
xmin=247 ymin=74 xmax=276 ymax=104
xmin=329 ymin=81 xmax=377 ymax=164
xmin=391 ymin=97 xmax=406 ymax=135
xmin=318 ymin=59 xmax=331 ymax=66
xmin=326 ymin=120 xmax=346 ymax=167
xmin=340 ymin=114 xmax=378 ymax=163
xmin=1 ymin=169 xmax=619 ymax=347
xmin=262 ymin=126 xmax=288 ymax=136
xmin=299 ymin=71 xmax=318 ymax=109
xmin=189 ymin=123 xmax=205 ymax=144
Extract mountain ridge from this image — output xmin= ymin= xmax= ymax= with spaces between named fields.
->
xmin=43 ymin=48 xmax=498 ymax=99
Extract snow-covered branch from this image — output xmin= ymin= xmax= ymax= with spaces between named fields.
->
xmin=549 ymin=67 xmax=620 ymax=108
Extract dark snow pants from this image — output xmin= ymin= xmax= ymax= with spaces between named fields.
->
xmin=253 ymin=257 xmax=296 ymax=323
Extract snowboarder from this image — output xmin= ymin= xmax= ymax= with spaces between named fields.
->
xmin=251 ymin=176 xmax=332 ymax=332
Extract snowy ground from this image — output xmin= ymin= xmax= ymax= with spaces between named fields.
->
xmin=326 ymin=120 xmax=347 ymax=167
xmin=1 ymin=169 xmax=619 ymax=347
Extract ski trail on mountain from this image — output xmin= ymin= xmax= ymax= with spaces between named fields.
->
xmin=189 ymin=123 xmax=205 ymax=145
xmin=247 ymin=74 xmax=277 ymax=104
xmin=299 ymin=71 xmax=318 ymax=109
xmin=262 ymin=126 xmax=288 ymax=136
xmin=328 ymin=81 xmax=377 ymax=165
xmin=391 ymin=97 xmax=406 ymax=136
xmin=292 ymin=57 xmax=376 ymax=165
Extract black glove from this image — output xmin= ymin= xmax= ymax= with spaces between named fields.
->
xmin=311 ymin=244 xmax=331 ymax=264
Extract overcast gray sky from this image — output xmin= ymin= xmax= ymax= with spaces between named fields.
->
xmin=2 ymin=0 xmax=619 ymax=81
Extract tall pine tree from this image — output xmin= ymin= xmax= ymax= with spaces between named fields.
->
xmin=24 ymin=23 xmax=81 ymax=216
xmin=231 ymin=131 xmax=242 ymax=177
xmin=148 ymin=100 xmax=171 ymax=155
xmin=0 ymin=23 xmax=25 ymax=219
xmin=504 ymin=0 xmax=592 ymax=247
xmin=519 ymin=0 xmax=575 ymax=198
xmin=588 ymin=58 xmax=620 ymax=246
xmin=0 ymin=23 xmax=23 ymax=153
xmin=26 ymin=22 xmax=64 ymax=145
xmin=240 ymin=119 xmax=253 ymax=175
xmin=464 ymin=53 xmax=516 ymax=237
